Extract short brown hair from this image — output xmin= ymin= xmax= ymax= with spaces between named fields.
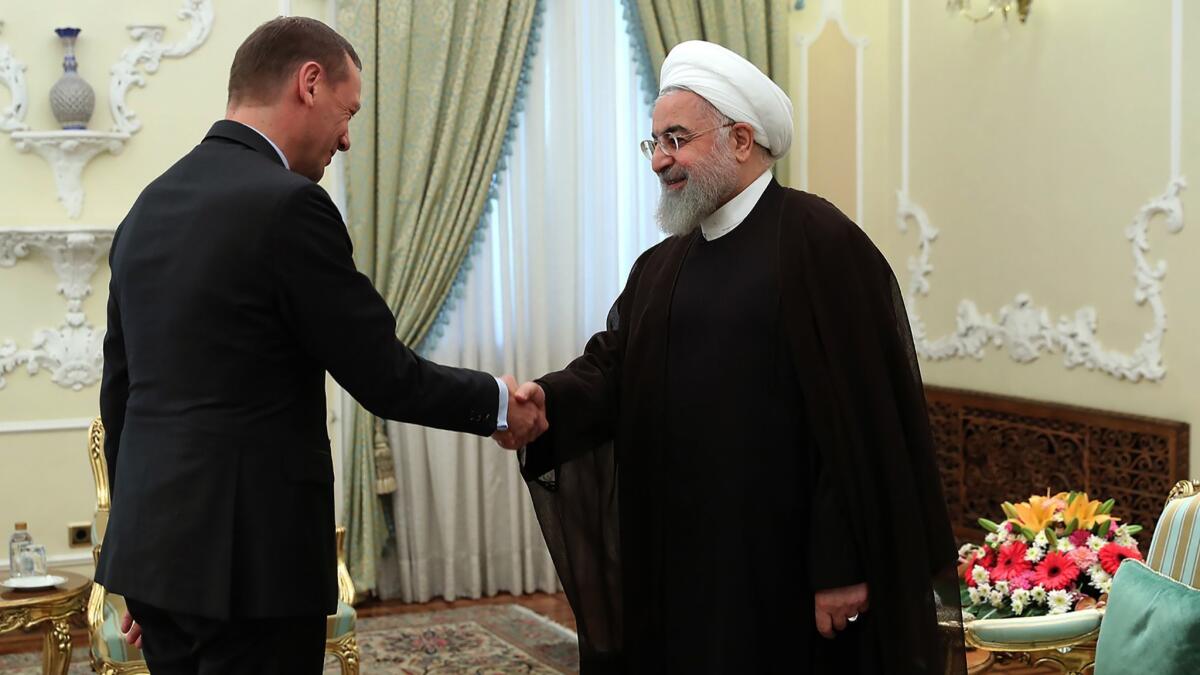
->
xmin=228 ymin=17 xmax=362 ymax=105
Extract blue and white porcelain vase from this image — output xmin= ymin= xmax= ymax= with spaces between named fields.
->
xmin=49 ymin=27 xmax=95 ymax=130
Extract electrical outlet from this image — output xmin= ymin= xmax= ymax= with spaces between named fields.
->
xmin=67 ymin=522 xmax=92 ymax=549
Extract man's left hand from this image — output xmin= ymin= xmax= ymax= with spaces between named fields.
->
xmin=814 ymin=582 xmax=868 ymax=639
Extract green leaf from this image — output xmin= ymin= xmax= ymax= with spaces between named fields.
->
xmin=1067 ymin=491 xmax=1078 ymax=506
xmin=1065 ymin=518 xmax=1078 ymax=535
xmin=1044 ymin=527 xmax=1059 ymax=548
xmin=979 ymin=518 xmax=1001 ymax=533
xmin=1099 ymin=520 xmax=1112 ymax=537
xmin=1019 ymin=526 xmax=1037 ymax=541
xmin=1099 ymin=499 xmax=1115 ymax=514
xmin=1125 ymin=525 xmax=1143 ymax=535
xmin=1002 ymin=502 xmax=1020 ymax=521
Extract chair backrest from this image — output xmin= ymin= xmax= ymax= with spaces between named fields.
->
xmin=1145 ymin=480 xmax=1200 ymax=587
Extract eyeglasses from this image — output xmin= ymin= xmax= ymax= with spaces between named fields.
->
xmin=639 ymin=122 xmax=735 ymax=161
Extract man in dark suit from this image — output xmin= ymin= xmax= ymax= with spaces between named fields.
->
xmin=96 ymin=17 xmax=547 ymax=674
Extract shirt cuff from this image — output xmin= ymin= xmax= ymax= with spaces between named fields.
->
xmin=494 ymin=376 xmax=509 ymax=431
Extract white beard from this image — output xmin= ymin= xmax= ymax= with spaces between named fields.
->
xmin=655 ymin=140 xmax=741 ymax=237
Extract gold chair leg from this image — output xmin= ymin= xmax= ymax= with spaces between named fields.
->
xmin=326 ymin=633 xmax=359 ymax=675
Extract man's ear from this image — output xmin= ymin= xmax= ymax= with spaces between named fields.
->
xmin=297 ymin=60 xmax=322 ymax=106
xmin=731 ymin=122 xmax=756 ymax=162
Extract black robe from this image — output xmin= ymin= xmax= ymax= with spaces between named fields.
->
xmin=522 ymin=180 xmax=966 ymax=674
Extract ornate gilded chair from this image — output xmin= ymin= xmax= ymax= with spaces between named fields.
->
xmin=85 ymin=418 xmax=360 ymax=674
xmin=1090 ymin=479 xmax=1200 ymax=674
xmin=1142 ymin=479 xmax=1200 ymax=584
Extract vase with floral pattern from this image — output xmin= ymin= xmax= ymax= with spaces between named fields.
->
xmin=49 ymin=27 xmax=95 ymax=130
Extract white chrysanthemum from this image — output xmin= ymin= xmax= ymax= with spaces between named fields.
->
xmin=959 ymin=543 xmax=977 ymax=559
xmin=1025 ymin=546 xmax=1045 ymax=562
xmin=1056 ymin=538 xmax=1074 ymax=553
xmin=989 ymin=589 xmax=1005 ymax=608
xmin=1010 ymin=598 xmax=1026 ymax=615
xmin=1047 ymin=589 xmax=1073 ymax=614
xmin=1089 ymin=569 xmax=1111 ymax=592
xmin=985 ymin=532 xmax=999 ymax=546
xmin=994 ymin=580 xmax=1010 ymax=595
xmin=976 ymin=581 xmax=991 ymax=594
xmin=972 ymin=566 xmax=990 ymax=585
xmin=1035 ymin=531 xmax=1049 ymax=547
xmin=1088 ymin=535 xmax=1107 ymax=552
xmin=1116 ymin=533 xmax=1136 ymax=548
xmin=1030 ymin=585 xmax=1048 ymax=604
xmin=968 ymin=587 xmax=984 ymax=605
xmin=1011 ymin=588 xmax=1031 ymax=605
xmin=1098 ymin=578 xmax=1113 ymax=594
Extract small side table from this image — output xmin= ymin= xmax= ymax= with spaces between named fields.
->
xmin=0 ymin=571 xmax=91 ymax=675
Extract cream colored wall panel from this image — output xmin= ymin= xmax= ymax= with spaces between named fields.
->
xmin=0 ymin=429 xmax=98 ymax=565
xmin=899 ymin=0 xmax=1182 ymax=380
xmin=790 ymin=1 xmax=1199 ymax=471
xmin=807 ymin=28 xmax=858 ymax=220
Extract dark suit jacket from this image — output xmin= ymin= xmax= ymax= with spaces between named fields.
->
xmin=96 ymin=120 xmax=499 ymax=620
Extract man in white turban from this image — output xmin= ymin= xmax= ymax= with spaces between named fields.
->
xmin=499 ymin=40 xmax=964 ymax=675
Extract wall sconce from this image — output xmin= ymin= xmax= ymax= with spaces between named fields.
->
xmin=946 ymin=0 xmax=1033 ymax=24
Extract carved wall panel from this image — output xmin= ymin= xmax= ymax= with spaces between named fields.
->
xmin=927 ymin=386 xmax=1189 ymax=550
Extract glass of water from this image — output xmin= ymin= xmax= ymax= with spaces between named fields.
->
xmin=15 ymin=543 xmax=47 ymax=577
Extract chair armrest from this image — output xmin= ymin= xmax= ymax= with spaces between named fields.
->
xmin=335 ymin=526 xmax=356 ymax=606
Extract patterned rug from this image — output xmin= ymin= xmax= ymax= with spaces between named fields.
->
xmin=0 ymin=604 xmax=579 ymax=674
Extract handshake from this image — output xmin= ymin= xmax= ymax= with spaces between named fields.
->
xmin=492 ymin=375 xmax=548 ymax=450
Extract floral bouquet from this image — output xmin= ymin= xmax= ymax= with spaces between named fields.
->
xmin=958 ymin=491 xmax=1144 ymax=619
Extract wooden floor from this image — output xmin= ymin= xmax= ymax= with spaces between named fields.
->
xmin=0 ymin=591 xmax=1055 ymax=673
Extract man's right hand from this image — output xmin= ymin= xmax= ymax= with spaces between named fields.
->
xmin=120 ymin=610 xmax=143 ymax=649
xmin=492 ymin=377 xmax=547 ymax=450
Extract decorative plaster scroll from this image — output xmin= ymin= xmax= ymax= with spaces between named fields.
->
xmin=0 ymin=22 xmax=28 ymax=132
xmin=899 ymin=180 xmax=1185 ymax=382
xmin=110 ymin=0 xmax=214 ymax=135
xmin=896 ymin=0 xmax=1185 ymax=382
xmin=0 ymin=228 xmax=114 ymax=390
xmin=10 ymin=131 xmax=128 ymax=218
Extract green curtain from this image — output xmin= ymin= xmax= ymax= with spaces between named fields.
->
xmin=623 ymin=0 xmax=791 ymax=184
xmin=335 ymin=0 xmax=541 ymax=596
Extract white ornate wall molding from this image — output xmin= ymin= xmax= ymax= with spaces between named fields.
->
xmin=895 ymin=0 xmax=1185 ymax=383
xmin=110 ymin=1 xmax=214 ymax=135
xmin=10 ymin=131 xmax=128 ymax=218
xmin=0 ymin=22 xmax=29 ymax=132
xmin=794 ymin=0 xmax=868 ymax=225
xmin=0 ymin=227 xmax=114 ymax=391
xmin=0 ymin=1 xmax=214 ymax=219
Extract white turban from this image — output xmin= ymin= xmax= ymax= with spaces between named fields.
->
xmin=659 ymin=40 xmax=793 ymax=158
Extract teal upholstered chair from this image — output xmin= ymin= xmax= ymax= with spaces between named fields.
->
xmin=1141 ymin=480 xmax=1200 ymax=586
xmin=1093 ymin=480 xmax=1200 ymax=675
xmin=85 ymin=418 xmax=360 ymax=674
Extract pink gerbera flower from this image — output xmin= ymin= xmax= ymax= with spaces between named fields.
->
xmin=1069 ymin=530 xmax=1091 ymax=547
xmin=992 ymin=541 xmax=1032 ymax=582
xmin=1034 ymin=551 xmax=1081 ymax=591
xmin=1010 ymin=570 xmax=1036 ymax=590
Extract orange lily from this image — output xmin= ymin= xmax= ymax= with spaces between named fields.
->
xmin=1061 ymin=492 xmax=1115 ymax=532
xmin=1003 ymin=495 xmax=1057 ymax=534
